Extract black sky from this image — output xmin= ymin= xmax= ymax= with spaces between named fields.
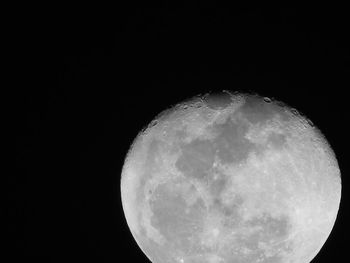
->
xmin=13 ymin=4 xmax=349 ymax=262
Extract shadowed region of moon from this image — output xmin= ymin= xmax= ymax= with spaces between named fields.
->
xmin=121 ymin=92 xmax=341 ymax=263
xmin=202 ymin=91 xmax=233 ymax=110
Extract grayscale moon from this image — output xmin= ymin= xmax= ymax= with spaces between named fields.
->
xmin=120 ymin=92 xmax=341 ymax=263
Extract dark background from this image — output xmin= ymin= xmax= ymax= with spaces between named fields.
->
xmin=13 ymin=4 xmax=349 ymax=262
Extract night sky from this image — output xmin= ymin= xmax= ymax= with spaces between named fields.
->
xmin=13 ymin=4 xmax=349 ymax=262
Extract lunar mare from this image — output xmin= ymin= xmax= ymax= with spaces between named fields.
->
xmin=121 ymin=92 xmax=341 ymax=263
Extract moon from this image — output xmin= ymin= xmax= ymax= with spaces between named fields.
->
xmin=120 ymin=91 xmax=341 ymax=263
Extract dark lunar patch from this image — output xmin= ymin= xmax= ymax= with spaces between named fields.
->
xmin=239 ymin=95 xmax=277 ymax=125
xmin=212 ymin=118 xmax=256 ymax=165
xmin=203 ymin=91 xmax=232 ymax=110
xmin=239 ymin=95 xmax=291 ymax=125
xmin=175 ymin=139 xmax=215 ymax=180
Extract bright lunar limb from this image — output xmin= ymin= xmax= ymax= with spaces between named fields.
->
xmin=120 ymin=91 xmax=341 ymax=263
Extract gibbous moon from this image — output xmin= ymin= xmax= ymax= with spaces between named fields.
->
xmin=120 ymin=92 xmax=341 ymax=263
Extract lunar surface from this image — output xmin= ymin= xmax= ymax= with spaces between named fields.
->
xmin=120 ymin=92 xmax=341 ymax=263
